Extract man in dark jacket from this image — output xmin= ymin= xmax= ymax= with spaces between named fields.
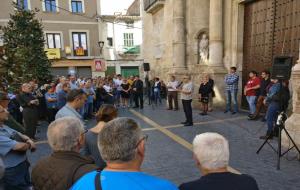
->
xmin=249 ymin=70 xmax=271 ymax=121
xmin=0 ymin=91 xmax=25 ymax=133
xmin=179 ymin=133 xmax=258 ymax=190
xmin=32 ymin=117 xmax=97 ymax=190
xmin=132 ymin=76 xmax=144 ymax=109
xmin=17 ymin=83 xmax=39 ymax=139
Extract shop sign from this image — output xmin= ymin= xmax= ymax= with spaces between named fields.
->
xmin=45 ymin=48 xmax=61 ymax=59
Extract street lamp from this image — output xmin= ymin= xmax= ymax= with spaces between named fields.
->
xmin=98 ymin=41 xmax=105 ymax=55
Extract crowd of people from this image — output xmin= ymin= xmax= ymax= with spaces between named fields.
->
xmin=224 ymin=67 xmax=290 ymax=139
xmin=0 ymin=107 xmax=259 ymax=190
xmin=0 ymin=68 xmax=290 ymax=190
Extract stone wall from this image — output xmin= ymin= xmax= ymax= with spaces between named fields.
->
xmin=283 ymin=61 xmax=300 ymax=150
xmin=142 ymin=0 xmax=245 ymax=108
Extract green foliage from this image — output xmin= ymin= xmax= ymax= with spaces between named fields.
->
xmin=0 ymin=1 xmax=52 ymax=90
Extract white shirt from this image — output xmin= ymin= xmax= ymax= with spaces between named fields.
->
xmin=103 ymin=85 xmax=112 ymax=93
xmin=167 ymin=81 xmax=179 ymax=92
xmin=114 ymin=79 xmax=123 ymax=91
xmin=55 ymin=83 xmax=62 ymax=93
xmin=181 ymin=82 xmax=194 ymax=100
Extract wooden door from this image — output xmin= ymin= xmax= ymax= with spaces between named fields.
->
xmin=243 ymin=0 xmax=275 ymax=83
xmin=242 ymin=0 xmax=300 ymax=106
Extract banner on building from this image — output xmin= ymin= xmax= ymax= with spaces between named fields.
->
xmin=45 ymin=48 xmax=61 ymax=59
xmin=95 ymin=60 xmax=106 ymax=71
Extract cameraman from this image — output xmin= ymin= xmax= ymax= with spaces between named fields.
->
xmin=0 ymin=103 xmax=36 ymax=190
xmin=260 ymin=79 xmax=289 ymax=139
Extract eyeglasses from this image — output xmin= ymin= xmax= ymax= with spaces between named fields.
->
xmin=135 ymin=134 xmax=148 ymax=148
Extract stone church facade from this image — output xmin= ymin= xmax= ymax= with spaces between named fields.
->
xmin=142 ymin=0 xmax=246 ymax=107
xmin=142 ymin=0 xmax=300 ymax=147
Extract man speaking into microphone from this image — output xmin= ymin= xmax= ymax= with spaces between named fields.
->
xmin=178 ymin=75 xmax=194 ymax=126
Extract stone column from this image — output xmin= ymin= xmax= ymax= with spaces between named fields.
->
xmin=172 ymin=0 xmax=186 ymax=69
xmin=209 ymin=0 xmax=223 ymax=66
xmin=283 ymin=56 xmax=300 ymax=149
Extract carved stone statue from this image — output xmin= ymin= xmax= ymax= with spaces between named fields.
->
xmin=198 ymin=33 xmax=209 ymax=64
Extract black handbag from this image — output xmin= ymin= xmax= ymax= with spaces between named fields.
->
xmin=201 ymin=97 xmax=209 ymax=104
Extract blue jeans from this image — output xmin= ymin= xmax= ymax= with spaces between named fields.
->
xmin=154 ymin=89 xmax=162 ymax=104
xmin=115 ymin=90 xmax=122 ymax=105
xmin=266 ymin=102 xmax=280 ymax=133
xmin=226 ymin=90 xmax=238 ymax=112
xmin=1 ymin=160 xmax=31 ymax=190
xmin=246 ymin=96 xmax=257 ymax=114
xmin=79 ymin=107 xmax=85 ymax=118
xmin=84 ymin=102 xmax=93 ymax=119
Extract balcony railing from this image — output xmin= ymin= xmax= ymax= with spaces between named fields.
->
xmin=143 ymin=0 xmax=165 ymax=13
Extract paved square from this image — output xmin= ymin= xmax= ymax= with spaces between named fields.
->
xmin=29 ymin=104 xmax=300 ymax=190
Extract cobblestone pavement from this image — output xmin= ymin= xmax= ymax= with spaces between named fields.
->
xmin=29 ymin=103 xmax=300 ymax=190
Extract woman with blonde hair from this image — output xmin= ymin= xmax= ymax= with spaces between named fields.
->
xmin=198 ymin=75 xmax=214 ymax=115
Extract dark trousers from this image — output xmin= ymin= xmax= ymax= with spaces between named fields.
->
xmin=47 ymin=108 xmax=58 ymax=123
xmin=254 ymin=95 xmax=268 ymax=118
xmin=134 ymin=92 xmax=144 ymax=108
xmin=182 ymin=99 xmax=193 ymax=124
xmin=1 ymin=160 xmax=31 ymax=190
xmin=154 ymin=89 xmax=162 ymax=104
xmin=22 ymin=108 xmax=38 ymax=139
xmin=167 ymin=91 xmax=178 ymax=109
xmin=266 ymin=102 xmax=280 ymax=133
xmin=84 ymin=102 xmax=94 ymax=119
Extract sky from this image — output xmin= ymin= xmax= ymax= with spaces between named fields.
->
xmin=101 ymin=0 xmax=135 ymax=15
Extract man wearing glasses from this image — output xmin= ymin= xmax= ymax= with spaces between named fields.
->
xmin=178 ymin=75 xmax=194 ymax=126
xmin=71 ymin=117 xmax=178 ymax=190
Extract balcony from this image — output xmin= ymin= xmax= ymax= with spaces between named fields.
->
xmin=143 ymin=0 xmax=165 ymax=14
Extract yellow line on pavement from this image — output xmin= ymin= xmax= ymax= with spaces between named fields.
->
xmin=129 ymin=109 xmax=240 ymax=174
xmin=164 ymin=116 xmax=247 ymax=129
xmin=140 ymin=116 xmax=246 ymax=131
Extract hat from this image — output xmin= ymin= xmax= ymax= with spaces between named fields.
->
xmin=0 ymin=91 xmax=9 ymax=101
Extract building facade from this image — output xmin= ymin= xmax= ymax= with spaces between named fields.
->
xmin=142 ymin=0 xmax=300 ymax=146
xmin=100 ymin=0 xmax=143 ymax=78
xmin=0 ymin=0 xmax=104 ymax=78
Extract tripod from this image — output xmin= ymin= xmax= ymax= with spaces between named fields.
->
xmin=256 ymin=111 xmax=300 ymax=170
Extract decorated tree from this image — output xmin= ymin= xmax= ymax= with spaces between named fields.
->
xmin=0 ymin=0 xmax=51 ymax=90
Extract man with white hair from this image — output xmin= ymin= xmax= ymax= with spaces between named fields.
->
xmin=17 ymin=83 xmax=39 ymax=139
xmin=179 ymin=132 xmax=259 ymax=190
xmin=32 ymin=117 xmax=97 ymax=190
xmin=71 ymin=117 xmax=178 ymax=190
xmin=56 ymin=76 xmax=66 ymax=93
